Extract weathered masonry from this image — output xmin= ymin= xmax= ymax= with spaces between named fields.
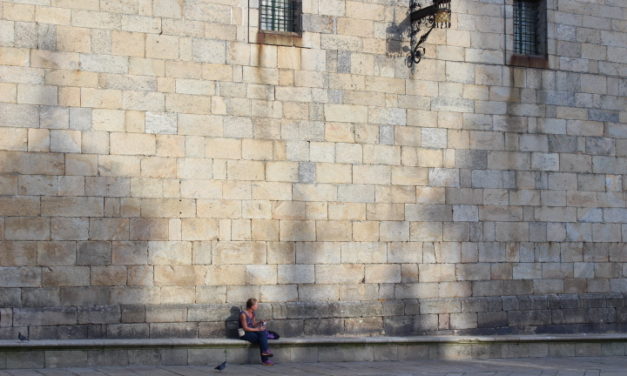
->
xmin=0 ymin=0 xmax=626 ymax=340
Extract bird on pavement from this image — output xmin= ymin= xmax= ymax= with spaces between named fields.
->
xmin=18 ymin=332 xmax=28 ymax=341
xmin=215 ymin=361 xmax=227 ymax=371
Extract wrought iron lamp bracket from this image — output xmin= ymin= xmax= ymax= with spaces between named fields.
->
xmin=407 ymin=0 xmax=451 ymax=67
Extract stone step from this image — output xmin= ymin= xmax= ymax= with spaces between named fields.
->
xmin=2 ymin=334 xmax=627 ymax=369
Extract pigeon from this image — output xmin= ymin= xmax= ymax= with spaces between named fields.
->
xmin=214 ymin=361 xmax=227 ymax=371
xmin=18 ymin=332 xmax=28 ymax=341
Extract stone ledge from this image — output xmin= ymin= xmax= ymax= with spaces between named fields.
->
xmin=2 ymin=334 xmax=627 ymax=369
xmin=2 ymin=333 xmax=627 ymax=349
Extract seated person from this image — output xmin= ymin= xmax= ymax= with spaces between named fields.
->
xmin=239 ymin=298 xmax=274 ymax=366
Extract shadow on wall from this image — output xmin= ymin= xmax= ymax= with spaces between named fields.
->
xmin=226 ymin=306 xmax=241 ymax=338
xmin=385 ymin=11 xmax=411 ymax=59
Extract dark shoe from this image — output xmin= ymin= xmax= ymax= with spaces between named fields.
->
xmin=262 ymin=360 xmax=274 ymax=366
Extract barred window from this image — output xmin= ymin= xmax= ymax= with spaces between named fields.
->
xmin=513 ymin=0 xmax=546 ymax=56
xmin=259 ymin=0 xmax=300 ymax=33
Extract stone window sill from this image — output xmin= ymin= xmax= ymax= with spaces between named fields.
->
xmin=509 ymin=54 xmax=549 ymax=69
xmin=257 ymin=30 xmax=302 ymax=47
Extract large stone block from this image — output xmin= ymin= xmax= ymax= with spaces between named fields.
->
xmin=316 ymin=264 xmax=364 ymax=284
xmin=365 ymin=264 xmax=401 ymax=283
xmin=278 ymin=265 xmax=314 ymax=284
xmin=4 ymin=217 xmax=49 ymax=240
xmin=148 ymin=241 xmax=192 ymax=265
xmin=42 ymin=197 xmax=103 ymax=217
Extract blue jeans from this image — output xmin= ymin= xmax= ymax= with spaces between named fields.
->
xmin=241 ymin=330 xmax=270 ymax=361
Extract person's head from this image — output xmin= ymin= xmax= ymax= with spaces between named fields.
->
xmin=246 ymin=298 xmax=258 ymax=311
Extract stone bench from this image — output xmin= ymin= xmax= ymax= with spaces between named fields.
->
xmin=2 ymin=334 xmax=627 ymax=369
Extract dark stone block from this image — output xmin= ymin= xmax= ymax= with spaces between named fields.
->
xmin=537 ymin=90 xmax=575 ymax=106
xmin=0 ymin=288 xmax=21 ymax=306
xmin=298 ymin=162 xmax=316 ymax=183
xmin=22 ymin=288 xmax=61 ymax=307
xmin=345 ymin=317 xmax=383 ymax=335
xmin=268 ymin=319 xmax=304 ymax=337
xmin=502 ymin=280 xmax=533 ymax=296
xmin=0 ymin=308 xmax=12 ymax=328
xmin=583 ymin=243 xmax=609 ymax=262
xmin=199 ymin=321 xmax=228 ymax=338
xmin=586 ymin=137 xmax=615 ymax=155
xmin=106 ymin=323 xmax=149 ymax=338
xmin=485 ymin=297 xmax=504 ymax=312
xmin=557 ymin=294 xmax=580 ymax=309
xmin=508 ymin=310 xmax=551 ymax=326
xmin=615 ymin=307 xmax=627 ymax=323
xmin=58 ymin=325 xmax=89 ymax=339
xmin=146 ymin=305 xmax=187 ymax=323
xmin=304 ymin=318 xmax=343 ymax=336
xmin=420 ymin=299 xmax=461 ymax=314
xmin=13 ymin=306 xmax=77 ymax=326
xmin=547 ymin=294 xmax=560 ymax=309
xmin=548 ymin=135 xmax=578 ymax=152
xmin=502 ymin=296 xmax=518 ymax=311
xmin=383 ymin=316 xmax=413 ymax=336
xmin=478 ymin=312 xmax=508 ymax=328
xmin=460 ymin=297 xmax=494 ymax=313
xmin=60 ymin=287 xmax=110 ymax=306
xmin=0 ymin=327 xmax=24 ymax=340
xmin=270 ymin=302 xmax=288 ymax=319
xmin=535 ymin=324 xmax=590 ymax=334
xmin=493 ymin=326 xmax=516 ymax=335
xmin=469 ymin=223 xmax=483 ymax=241
xmin=607 ymin=293 xmax=625 ymax=307
xmin=556 ymin=72 xmax=580 ymax=92
xmin=382 ymin=300 xmax=405 ymax=316
xmin=455 ymin=150 xmax=488 ymax=169
xmin=337 ymin=301 xmax=383 ymax=317
xmin=121 ymin=304 xmax=145 ymax=323
xmin=302 ymin=14 xmax=334 ymax=34
xmin=337 ymin=51 xmax=351 ymax=74
xmin=78 ymin=305 xmax=121 ymax=324
xmin=87 ymin=324 xmax=106 ymax=338
xmin=581 ymin=294 xmax=607 ymax=308
xmin=403 ymin=300 xmax=420 ymax=315
xmin=588 ymin=109 xmax=619 ymax=122
xmin=518 ymin=296 xmax=548 ymax=311
xmin=255 ymin=304 xmax=273 ymax=320
xmin=551 ymin=308 xmax=587 ymax=325
xmin=77 ymin=241 xmax=111 ymax=265
xmin=150 ymin=322 xmax=198 ymax=338
xmin=587 ymin=307 xmax=616 ymax=323
xmin=529 ymin=296 xmax=549 ymax=310
xmin=187 ymin=305 xmax=231 ymax=322
xmin=283 ymin=302 xmax=338 ymax=319
xmin=413 ymin=314 xmax=438 ymax=332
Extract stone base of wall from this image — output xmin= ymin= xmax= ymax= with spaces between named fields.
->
xmin=2 ymin=293 xmax=626 ymax=340
xmin=2 ymin=334 xmax=627 ymax=369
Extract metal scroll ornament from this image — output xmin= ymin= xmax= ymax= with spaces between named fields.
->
xmin=408 ymin=0 xmax=451 ymax=66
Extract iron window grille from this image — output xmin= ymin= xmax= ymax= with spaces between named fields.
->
xmin=259 ymin=0 xmax=301 ymax=33
xmin=513 ymin=0 xmax=546 ymax=56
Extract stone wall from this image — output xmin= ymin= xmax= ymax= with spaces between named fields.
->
xmin=0 ymin=0 xmax=626 ymax=339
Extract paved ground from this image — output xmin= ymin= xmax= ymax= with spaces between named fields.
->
xmin=2 ymin=357 xmax=627 ymax=376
